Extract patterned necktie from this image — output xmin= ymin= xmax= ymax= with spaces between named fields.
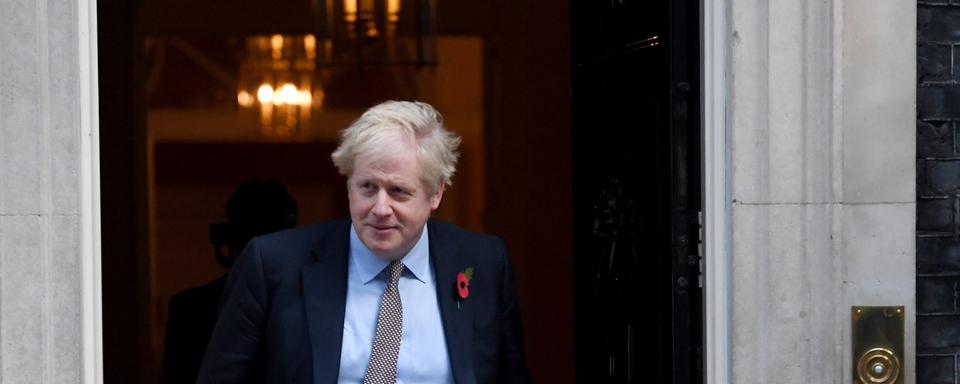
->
xmin=363 ymin=261 xmax=405 ymax=384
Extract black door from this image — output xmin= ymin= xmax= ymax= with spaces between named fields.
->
xmin=571 ymin=0 xmax=702 ymax=382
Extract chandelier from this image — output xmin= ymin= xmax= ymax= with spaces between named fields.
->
xmin=237 ymin=34 xmax=324 ymax=138
xmin=236 ymin=0 xmax=436 ymax=138
xmin=315 ymin=0 xmax=437 ymax=66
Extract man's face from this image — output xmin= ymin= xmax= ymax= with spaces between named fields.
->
xmin=347 ymin=142 xmax=443 ymax=260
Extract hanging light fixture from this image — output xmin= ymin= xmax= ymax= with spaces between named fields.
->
xmin=237 ymin=0 xmax=435 ymax=138
xmin=237 ymin=34 xmax=325 ymax=138
xmin=315 ymin=0 xmax=437 ymax=67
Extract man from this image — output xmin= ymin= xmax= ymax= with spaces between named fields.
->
xmin=161 ymin=178 xmax=298 ymax=384
xmin=198 ymin=101 xmax=531 ymax=383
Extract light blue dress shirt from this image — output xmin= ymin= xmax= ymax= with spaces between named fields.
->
xmin=338 ymin=225 xmax=454 ymax=384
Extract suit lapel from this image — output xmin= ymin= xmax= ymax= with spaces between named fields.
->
xmin=302 ymin=219 xmax=350 ymax=384
xmin=429 ymin=220 xmax=476 ymax=384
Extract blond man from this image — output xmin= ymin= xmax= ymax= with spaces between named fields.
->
xmin=199 ymin=101 xmax=531 ymax=384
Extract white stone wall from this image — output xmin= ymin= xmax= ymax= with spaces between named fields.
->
xmin=0 ymin=0 xmax=85 ymax=381
xmin=729 ymin=0 xmax=916 ymax=382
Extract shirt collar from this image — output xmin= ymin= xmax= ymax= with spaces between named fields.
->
xmin=349 ymin=223 xmax=430 ymax=285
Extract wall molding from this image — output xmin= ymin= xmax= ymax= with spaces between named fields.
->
xmin=78 ymin=0 xmax=103 ymax=381
xmin=702 ymin=0 xmax=732 ymax=382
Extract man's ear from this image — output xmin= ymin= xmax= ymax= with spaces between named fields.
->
xmin=430 ymin=182 xmax=445 ymax=210
xmin=345 ymin=178 xmax=353 ymax=201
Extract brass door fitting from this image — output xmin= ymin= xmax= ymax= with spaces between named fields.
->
xmin=852 ymin=306 xmax=904 ymax=384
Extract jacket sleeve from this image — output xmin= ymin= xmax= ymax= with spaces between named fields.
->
xmin=161 ymin=293 xmax=202 ymax=384
xmin=197 ymin=238 xmax=268 ymax=384
xmin=495 ymin=238 xmax=533 ymax=383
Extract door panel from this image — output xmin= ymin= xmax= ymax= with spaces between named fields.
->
xmin=571 ymin=0 xmax=701 ymax=382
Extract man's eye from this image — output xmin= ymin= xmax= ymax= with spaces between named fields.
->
xmin=390 ymin=187 xmax=410 ymax=195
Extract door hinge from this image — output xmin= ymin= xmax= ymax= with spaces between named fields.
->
xmin=697 ymin=210 xmax=704 ymax=288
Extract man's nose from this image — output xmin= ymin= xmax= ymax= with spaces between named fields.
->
xmin=371 ymin=190 xmax=392 ymax=217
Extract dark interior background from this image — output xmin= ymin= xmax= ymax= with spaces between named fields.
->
xmin=98 ymin=0 xmax=574 ymax=382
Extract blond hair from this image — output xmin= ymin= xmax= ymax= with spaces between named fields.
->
xmin=331 ymin=101 xmax=461 ymax=193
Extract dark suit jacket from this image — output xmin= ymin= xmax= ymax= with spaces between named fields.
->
xmin=197 ymin=218 xmax=531 ymax=384
xmin=161 ymin=275 xmax=226 ymax=384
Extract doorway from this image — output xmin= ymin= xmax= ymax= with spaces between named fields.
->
xmin=96 ymin=0 xmax=701 ymax=382
xmin=97 ymin=1 xmax=489 ymax=382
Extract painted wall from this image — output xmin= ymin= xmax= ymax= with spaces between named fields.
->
xmin=482 ymin=0 xmax=574 ymax=381
xmin=729 ymin=0 xmax=916 ymax=382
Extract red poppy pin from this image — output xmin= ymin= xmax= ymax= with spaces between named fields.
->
xmin=456 ymin=267 xmax=474 ymax=307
